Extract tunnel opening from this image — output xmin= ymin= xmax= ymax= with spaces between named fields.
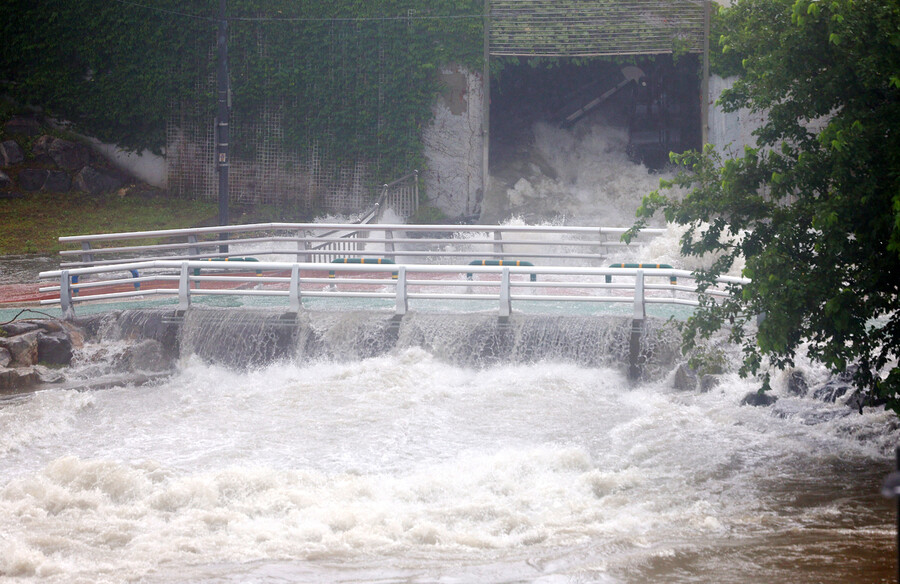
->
xmin=489 ymin=55 xmax=702 ymax=174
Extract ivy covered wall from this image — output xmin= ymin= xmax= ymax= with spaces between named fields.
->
xmin=2 ymin=1 xmax=707 ymax=216
xmin=0 ymin=0 xmax=213 ymax=153
xmin=1 ymin=0 xmax=483 ymax=213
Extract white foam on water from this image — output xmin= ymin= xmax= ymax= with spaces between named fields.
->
xmin=502 ymin=122 xmax=669 ymax=228
xmin=1 ymin=349 xmax=896 ymax=583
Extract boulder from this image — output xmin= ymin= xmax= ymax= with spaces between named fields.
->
xmin=34 ymin=320 xmax=64 ymax=334
xmin=787 ymin=370 xmax=808 ymax=396
xmin=672 ymin=363 xmax=697 ymax=391
xmin=3 ymin=116 xmax=41 ymax=137
xmin=0 ymin=367 xmax=40 ymax=391
xmin=741 ymin=391 xmax=778 ymax=407
xmin=33 ymin=365 xmax=65 ymax=384
xmin=845 ymin=389 xmax=887 ymax=413
xmin=33 ymin=135 xmax=91 ymax=170
xmin=0 ymin=140 xmax=25 ymax=166
xmin=61 ymin=324 xmax=85 ymax=349
xmin=699 ymin=374 xmax=719 ymax=393
xmin=117 ymin=339 xmax=172 ymax=372
xmin=35 ymin=320 xmax=84 ymax=349
xmin=43 ymin=169 xmax=71 ymax=192
xmin=813 ymin=380 xmax=851 ymax=403
xmin=0 ymin=169 xmax=10 ymax=189
xmin=30 ymin=135 xmax=56 ymax=165
xmin=18 ymin=168 xmax=48 ymax=191
xmin=0 ymin=347 xmax=10 ymax=368
xmin=37 ymin=331 xmax=74 ymax=365
xmin=16 ymin=167 xmax=71 ymax=192
xmin=0 ymin=331 xmax=39 ymax=367
xmin=1 ymin=321 xmax=41 ymax=336
xmin=73 ymin=165 xmax=124 ymax=194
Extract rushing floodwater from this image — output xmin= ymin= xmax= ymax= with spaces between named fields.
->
xmin=2 ymin=118 xmax=898 ymax=582
xmin=1 ymin=349 xmax=897 ymax=583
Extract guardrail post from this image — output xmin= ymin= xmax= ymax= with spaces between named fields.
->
xmin=412 ymin=169 xmax=419 ymax=217
xmin=60 ymin=270 xmax=74 ymax=319
xmin=80 ymin=242 xmax=94 ymax=265
xmin=499 ymin=267 xmax=511 ymax=318
xmin=384 ymin=229 xmax=395 ymax=262
xmin=296 ymin=232 xmax=310 ymax=263
xmin=178 ymin=262 xmax=191 ymax=311
xmin=289 ymin=264 xmax=302 ymax=312
xmin=187 ymin=234 xmax=199 ymax=258
xmin=597 ymin=227 xmax=608 ymax=263
xmin=629 ymin=270 xmax=646 ymax=381
xmin=633 ymin=270 xmax=646 ymax=320
xmin=395 ymin=265 xmax=408 ymax=316
xmin=493 ymin=230 xmax=504 ymax=258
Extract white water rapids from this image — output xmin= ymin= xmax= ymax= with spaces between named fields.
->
xmin=1 ymin=121 xmax=898 ymax=583
xmin=1 ymin=350 xmax=897 ymax=583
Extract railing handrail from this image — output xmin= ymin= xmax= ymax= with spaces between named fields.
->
xmin=382 ymin=170 xmax=419 ymax=191
xmin=42 ymin=260 xmax=741 ymax=280
xmin=57 ymin=222 xmax=665 ymax=244
xmin=356 ymin=169 xmax=419 ymax=225
xmin=57 ymin=235 xmax=643 ymax=257
xmin=55 ymin=221 xmax=670 ymax=275
xmin=38 ymin=259 xmax=749 ymax=320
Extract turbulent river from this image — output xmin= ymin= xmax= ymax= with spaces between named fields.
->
xmin=1 ymin=350 xmax=897 ymax=583
xmin=1 ymin=120 xmax=898 ymax=583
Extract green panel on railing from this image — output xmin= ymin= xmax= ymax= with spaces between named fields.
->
xmin=329 ymin=258 xmax=398 ymax=279
xmin=467 ymin=259 xmax=537 ymax=282
xmin=605 ymin=263 xmax=676 ymax=284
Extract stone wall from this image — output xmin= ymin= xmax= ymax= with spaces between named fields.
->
xmin=1 ymin=116 xmax=131 ymax=197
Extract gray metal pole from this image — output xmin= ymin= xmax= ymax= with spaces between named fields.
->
xmin=481 ymin=0 xmax=490 ymax=217
xmin=701 ymin=0 xmax=710 ymax=146
xmin=216 ymin=0 xmax=230 ymax=252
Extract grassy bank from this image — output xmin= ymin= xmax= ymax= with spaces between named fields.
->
xmin=0 ymin=190 xmax=218 ymax=255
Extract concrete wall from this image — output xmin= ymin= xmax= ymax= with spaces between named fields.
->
xmin=421 ymin=65 xmax=485 ymax=219
xmin=707 ymin=75 xmax=766 ymax=157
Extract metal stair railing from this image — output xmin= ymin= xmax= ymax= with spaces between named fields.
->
xmin=298 ymin=170 xmax=419 ymax=263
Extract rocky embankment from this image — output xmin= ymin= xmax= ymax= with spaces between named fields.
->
xmin=0 ymin=319 xmax=77 ymax=390
xmin=0 ymin=312 xmax=178 ymax=394
xmin=0 ymin=114 xmax=129 ymax=197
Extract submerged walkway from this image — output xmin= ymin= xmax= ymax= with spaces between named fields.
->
xmin=0 ymin=282 xmax=47 ymax=305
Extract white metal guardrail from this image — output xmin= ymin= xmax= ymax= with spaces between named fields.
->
xmin=38 ymin=260 xmax=749 ymax=320
xmin=57 ymin=222 xmax=667 ymax=269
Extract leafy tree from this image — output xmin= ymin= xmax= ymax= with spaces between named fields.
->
xmin=628 ymin=0 xmax=900 ymax=410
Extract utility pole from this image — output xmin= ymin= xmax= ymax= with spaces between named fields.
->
xmin=216 ymin=0 xmax=230 ymax=252
xmin=481 ymin=0 xmax=490 ymax=217
xmin=701 ymin=0 xmax=710 ymax=146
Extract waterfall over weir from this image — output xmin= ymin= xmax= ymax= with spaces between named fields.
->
xmin=177 ymin=308 xmax=681 ymax=379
